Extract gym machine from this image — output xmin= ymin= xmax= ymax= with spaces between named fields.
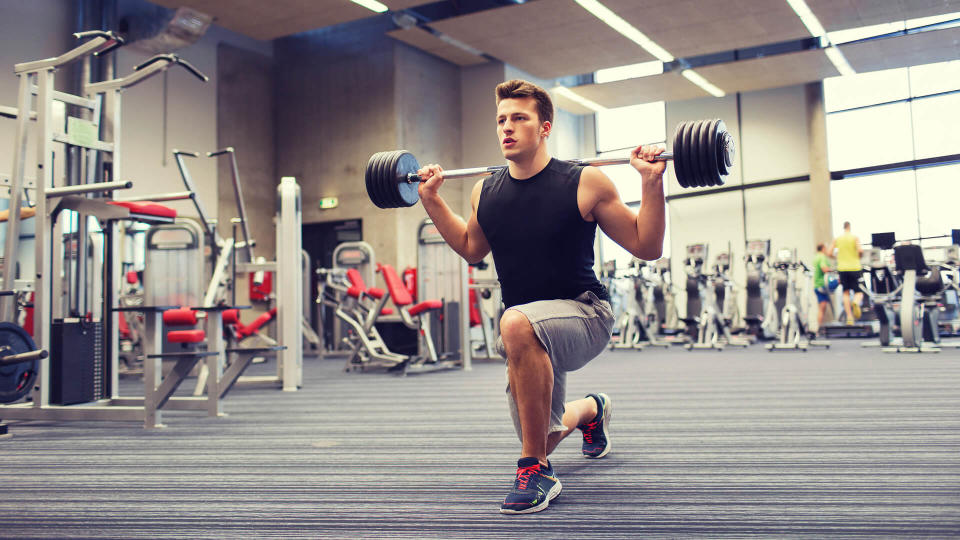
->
xmin=743 ymin=239 xmax=777 ymax=340
xmin=650 ymin=257 xmax=685 ymax=341
xmin=468 ymin=269 xmax=504 ymax=361
xmin=0 ymin=32 xmax=248 ymax=428
xmin=875 ymin=242 xmax=960 ymax=353
xmin=609 ymin=260 xmax=668 ymax=350
xmin=329 ymin=241 xmax=376 ymax=354
xmin=417 ymin=218 xmax=470 ymax=370
xmin=685 ymin=245 xmax=749 ymax=351
xmin=766 ymin=249 xmax=830 ymax=351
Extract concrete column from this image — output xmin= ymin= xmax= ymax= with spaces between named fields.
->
xmin=806 ymin=82 xmax=833 ymax=246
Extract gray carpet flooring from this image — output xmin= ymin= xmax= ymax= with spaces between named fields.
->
xmin=2 ymin=340 xmax=959 ymax=538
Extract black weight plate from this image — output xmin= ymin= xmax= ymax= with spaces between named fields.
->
xmin=697 ymin=120 xmax=712 ymax=187
xmin=673 ymin=122 xmax=697 ymax=187
xmin=376 ymin=151 xmax=397 ymax=208
xmin=702 ymin=119 xmax=720 ymax=187
xmin=697 ymin=119 xmax=713 ymax=187
xmin=716 ymin=119 xmax=734 ymax=177
xmin=380 ymin=151 xmax=402 ymax=208
xmin=364 ymin=153 xmax=380 ymax=207
xmin=365 ymin=151 xmax=389 ymax=208
xmin=684 ymin=120 xmax=701 ymax=188
xmin=0 ymin=322 xmax=39 ymax=404
xmin=671 ymin=122 xmax=688 ymax=188
xmin=687 ymin=120 xmax=706 ymax=187
xmin=711 ymin=119 xmax=726 ymax=186
xmin=395 ymin=151 xmax=421 ymax=207
xmin=373 ymin=152 xmax=396 ymax=208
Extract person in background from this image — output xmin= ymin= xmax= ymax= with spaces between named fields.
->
xmin=830 ymin=221 xmax=864 ymax=325
xmin=812 ymin=242 xmax=834 ymax=335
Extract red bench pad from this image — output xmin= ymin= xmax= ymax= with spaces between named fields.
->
xmin=408 ymin=300 xmax=443 ymax=316
xmin=163 ymin=308 xmax=197 ymax=326
xmin=107 ymin=201 xmax=177 ymax=218
xmin=237 ymin=307 xmax=278 ymax=339
xmin=168 ymin=329 xmax=205 ymax=343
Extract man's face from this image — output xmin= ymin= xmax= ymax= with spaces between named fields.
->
xmin=496 ymin=97 xmax=549 ymax=161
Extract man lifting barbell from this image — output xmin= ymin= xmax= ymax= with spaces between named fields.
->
xmin=402 ymin=79 xmax=667 ymax=515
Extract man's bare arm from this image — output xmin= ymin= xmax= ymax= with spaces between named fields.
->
xmin=585 ymin=145 xmax=667 ymax=260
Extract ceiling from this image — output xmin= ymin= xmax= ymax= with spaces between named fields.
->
xmin=150 ymin=0 xmax=960 ymax=110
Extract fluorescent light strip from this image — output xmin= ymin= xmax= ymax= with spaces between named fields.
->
xmin=350 ymin=0 xmax=388 ymax=13
xmin=785 ymin=0 xmax=826 ymax=37
xmin=595 ymin=61 xmax=664 ymax=84
xmin=785 ymin=0 xmax=857 ymax=76
xmin=553 ymin=86 xmax=606 ymax=112
xmin=574 ymin=0 xmax=674 ymax=62
xmin=824 ymin=46 xmax=855 ymax=76
xmin=681 ymin=70 xmax=725 ymax=97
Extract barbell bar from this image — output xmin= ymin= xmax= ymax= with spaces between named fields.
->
xmin=365 ymin=118 xmax=734 ymax=209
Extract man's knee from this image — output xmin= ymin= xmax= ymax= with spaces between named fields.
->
xmin=500 ymin=310 xmax=532 ymax=342
xmin=500 ymin=310 xmax=543 ymax=355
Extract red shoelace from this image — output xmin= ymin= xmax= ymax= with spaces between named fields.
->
xmin=581 ymin=421 xmax=599 ymax=443
xmin=515 ymin=464 xmax=540 ymax=490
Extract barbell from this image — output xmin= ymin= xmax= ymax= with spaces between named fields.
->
xmin=365 ymin=118 xmax=734 ymax=209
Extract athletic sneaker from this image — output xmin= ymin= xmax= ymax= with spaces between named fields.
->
xmin=852 ymin=303 xmax=862 ymax=320
xmin=579 ymin=392 xmax=612 ymax=459
xmin=500 ymin=457 xmax=562 ymax=514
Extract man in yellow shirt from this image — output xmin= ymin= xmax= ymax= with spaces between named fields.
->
xmin=829 ymin=221 xmax=864 ymax=325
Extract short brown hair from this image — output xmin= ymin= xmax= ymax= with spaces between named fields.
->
xmin=495 ymin=79 xmax=553 ymax=126
xmin=817 ymin=242 xmax=825 ymax=252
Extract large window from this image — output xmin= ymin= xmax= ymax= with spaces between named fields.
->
xmin=824 ymin=59 xmax=960 ymax=246
xmin=595 ymin=101 xmax=665 ymax=154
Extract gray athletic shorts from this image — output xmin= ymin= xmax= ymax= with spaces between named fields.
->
xmin=496 ymin=290 xmax=615 ymax=440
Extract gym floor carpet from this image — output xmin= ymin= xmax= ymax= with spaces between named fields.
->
xmin=2 ymin=340 xmax=959 ymax=538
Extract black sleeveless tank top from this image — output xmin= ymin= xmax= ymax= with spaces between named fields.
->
xmin=476 ymin=158 xmax=609 ymax=308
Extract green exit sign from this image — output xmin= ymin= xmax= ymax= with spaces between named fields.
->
xmin=318 ymin=197 xmax=339 ymax=209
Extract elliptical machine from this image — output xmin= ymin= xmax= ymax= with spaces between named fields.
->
xmin=744 ymin=239 xmax=777 ymax=340
xmin=686 ymin=244 xmax=750 ymax=350
xmin=767 ymin=248 xmax=830 ymax=351
xmin=878 ymin=243 xmax=953 ymax=353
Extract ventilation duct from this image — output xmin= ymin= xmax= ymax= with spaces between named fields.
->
xmin=119 ymin=5 xmax=212 ymax=54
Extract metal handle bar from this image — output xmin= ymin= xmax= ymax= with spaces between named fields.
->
xmin=46 ymin=181 xmax=132 ymax=198
xmin=0 ymin=348 xmax=48 ymax=366
xmin=404 ymin=153 xmax=672 ymax=183
xmin=134 ymin=54 xmax=209 ymax=82
xmin=75 ymin=31 xmax=124 ymax=57
xmin=207 ymin=148 xmax=234 ymax=157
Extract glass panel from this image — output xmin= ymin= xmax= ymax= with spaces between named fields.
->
xmin=826 ymin=102 xmax=913 ymax=170
xmin=830 ymin=170 xmax=919 ymax=245
xmin=823 ymin=68 xmax=909 ymax=112
xmin=916 ymin=163 xmax=960 ymax=243
xmin=596 ymin=101 xmax=665 ymax=153
xmin=911 ymin=92 xmax=960 ymax=159
xmin=909 ymin=59 xmax=960 ymax=96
